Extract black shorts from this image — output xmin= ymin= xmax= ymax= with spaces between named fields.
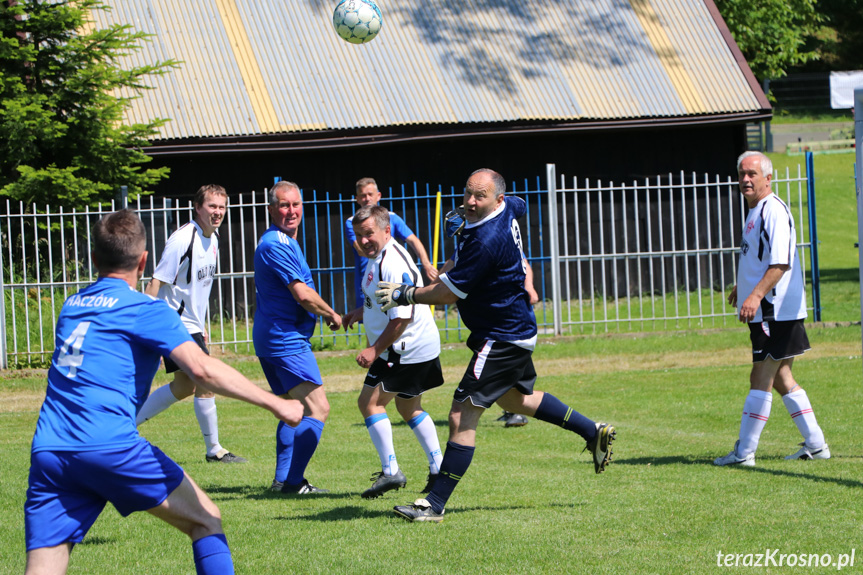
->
xmin=748 ymin=319 xmax=810 ymax=362
xmin=164 ymin=332 xmax=208 ymax=373
xmin=364 ymin=354 xmax=444 ymax=399
xmin=454 ymin=335 xmax=537 ymax=409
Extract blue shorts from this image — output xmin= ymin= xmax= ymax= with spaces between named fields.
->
xmin=24 ymin=440 xmax=185 ymax=551
xmin=259 ymin=351 xmax=323 ymax=396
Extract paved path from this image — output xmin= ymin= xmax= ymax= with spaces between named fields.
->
xmin=768 ymin=121 xmax=854 ymax=152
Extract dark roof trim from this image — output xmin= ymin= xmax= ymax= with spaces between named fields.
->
xmin=702 ymin=0 xmax=771 ymax=111
xmin=143 ymin=111 xmax=772 ymax=156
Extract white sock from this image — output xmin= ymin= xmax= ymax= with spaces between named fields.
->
xmin=136 ymin=384 xmax=179 ymax=426
xmin=194 ymin=397 xmax=223 ymax=457
xmin=365 ymin=414 xmax=398 ymax=475
xmin=738 ymin=390 xmax=772 ymax=457
xmin=782 ymin=389 xmax=825 ymax=449
xmin=409 ymin=412 xmax=442 ymax=475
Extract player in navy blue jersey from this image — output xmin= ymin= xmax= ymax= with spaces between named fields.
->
xmin=376 ymin=169 xmax=617 ymax=522
xmin=24 ymin=209 xmax=304 ymax=574
xmin=254 ymin=180 xmax=342 ymax=494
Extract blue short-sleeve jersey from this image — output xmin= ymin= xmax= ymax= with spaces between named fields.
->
xmin=440 ymin=196 xmax=537 ymax=342
xmin=253 ymin=225 xmax=317 ymax=356
xmin=346 ymin=211 xmax=414 ymax=278
xmin=31 ymin=278 xmax=192 ymax=453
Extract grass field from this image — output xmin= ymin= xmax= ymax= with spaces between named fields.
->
xmin=2 ymin=325 xmax=861 ymax=574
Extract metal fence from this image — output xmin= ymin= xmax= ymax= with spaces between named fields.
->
xmin=0 ymin=162 xmax=817 ymax=368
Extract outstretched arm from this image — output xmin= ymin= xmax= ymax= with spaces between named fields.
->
xmin=405 ymin=234 xmax=439 ymax=281
xmin=170 ymin=341 xmax=304 ymax=426
xmin=288 ymin=280 xmax=343 ymax=330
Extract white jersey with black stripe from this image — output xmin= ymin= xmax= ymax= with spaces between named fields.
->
xmin=152 ymin=220 xmax=219 ymax=334
xmin=737 ymin=193 xmax=807 ymax=322
xmin=360 ymin=238 xmax=440 ymax=364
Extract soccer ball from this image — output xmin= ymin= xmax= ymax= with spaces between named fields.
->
xmin=332 ymin=0 xmax=382 ymax=44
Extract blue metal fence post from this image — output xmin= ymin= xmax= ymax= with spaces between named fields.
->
xmin=805 ymin=151 xmax=821 ymax=321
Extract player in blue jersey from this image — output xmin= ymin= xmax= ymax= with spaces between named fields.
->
xmin=254 ymin=180 xmax=342 ymax=494
xmin=24 ymin=209 xmax=304 ymax=575
xmin=344 ymin=177 xmax=437 ymax=311
xmin=376 ymin=169 xmax=617 ymax=522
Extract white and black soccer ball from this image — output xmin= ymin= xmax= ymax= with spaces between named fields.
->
xmin=332 ymin=0 xmax=382 ymax=44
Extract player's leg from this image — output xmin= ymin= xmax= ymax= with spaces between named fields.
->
xmin=147 ymin=473 xmax=234 ymax=575
xmin=395 ymin=395 xmax=443 ymax=487
xmin=194 ymin=384 xmax=247 ymax=464
xmin=359 ymin=384 xmax=406 ymax=498
xmin=24 ymin=543 xmax=71 ymax=575
xmin=282 ymin=381 xmax=329 ymax=493
xmin=136 ymin=367 xmax=196 ymax=426
xmin=774 ymin=359 xmax=830 ymax=459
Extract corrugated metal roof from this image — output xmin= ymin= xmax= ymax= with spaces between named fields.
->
xmin=91 ymin=0 xmax=765 ymax=141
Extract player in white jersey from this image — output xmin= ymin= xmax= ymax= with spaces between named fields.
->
xmin=343 ymin=205 xmax=444 ymax=499
xmin=714 ymin=151 xmax=829 ymax=467
xmin=136 ymin=185 xmax=247 ymax=463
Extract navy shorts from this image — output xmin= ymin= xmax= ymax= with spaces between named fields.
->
xmin=364 ymin=354 xmax=444 ymax=399
xmin=454 ymin=335 xmax=537 ymax=409
xmin=259 ymin=350 xmax=324 ymax=396
xmin=164 ymin=332 xmax=208 ymax=373
xmin=748 ymin=319 xmax=811 ymax=362
xmin=24 ymin=439 xmax=185 ymax=551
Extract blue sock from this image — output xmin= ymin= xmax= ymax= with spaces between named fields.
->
xmin=285 ymin=416 xmax=325 ymax=487
xmin=192 ymin=533 xmax=234 ymax=575
xmin=426 ymin=441 xmax=474 ymax=514
xmin=275 ymin=421 xmax=295 ymax=483
xmin=533 ymin=393 xmax=596 ymax=441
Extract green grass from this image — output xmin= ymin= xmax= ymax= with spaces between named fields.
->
xmin=769 ymin=151 xmax=860 ymax=322
xmin=2 ymin=325 xmax=861 ymax=574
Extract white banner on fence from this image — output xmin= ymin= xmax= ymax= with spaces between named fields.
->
xmin=830 ymin=71 xmax=863 ymax=109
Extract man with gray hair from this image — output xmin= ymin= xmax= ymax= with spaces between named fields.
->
xmin=343 ymin=205 xmax=444 ymax=499
xmin=714 ymin=151 xmax=829 ymax=466
xmin=254 ymin=181 xmax=342 ymax=494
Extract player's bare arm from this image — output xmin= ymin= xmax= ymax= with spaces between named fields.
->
xmin=738 ymin=264 xmax=789 ymax=323
xmin=288 ymin=279 xmax=342 ymax=330
xmin=170 ymin=341 xmax=304 ymax=426
xmin=144 ymin=277 xmax=162 ymax=297
xmin=356 ymin=317 xmax=410 ymax=369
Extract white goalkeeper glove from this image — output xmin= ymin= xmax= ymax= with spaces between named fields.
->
xmin=375 ymin=282 xmax=417 ymax=311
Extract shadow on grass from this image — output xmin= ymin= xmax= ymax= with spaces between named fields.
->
xmin=615 ymin=455 xmax=863 ymax=490
xmin=819 ymin=268 xmax=860 ymax=282
xmin=78 ymin=536 xmax=117 ymax=546
xmin=202 ymin=484 xmax=356 ymax=502
xmin=281 ymin=503 xmax=535 ymax=522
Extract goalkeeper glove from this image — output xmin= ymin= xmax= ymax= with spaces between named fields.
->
xmin=375 ymin=282 xmax=416 ymax=311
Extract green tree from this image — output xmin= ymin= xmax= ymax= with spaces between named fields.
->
xmin=0 ymin=0 xmax=177 ymax=208
xmin=715 ymin=0 xmax=822 ymax=80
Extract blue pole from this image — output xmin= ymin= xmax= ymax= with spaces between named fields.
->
xmin=805 ymin=151 xmax=821 ymax=321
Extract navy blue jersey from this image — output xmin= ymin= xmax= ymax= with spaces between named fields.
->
xmin=32 ymin=278 xmax=192 ymax=453
xmin=440 ymin=196 xmax=537 ymax=342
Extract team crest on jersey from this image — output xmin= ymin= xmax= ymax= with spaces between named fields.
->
xmin=745 ymin=221 xmax=755 ymax=234
xmin=741 ymin=239 xmax=750 ymax=255
xmin=366 ymin=270 xmax=373 ymax=287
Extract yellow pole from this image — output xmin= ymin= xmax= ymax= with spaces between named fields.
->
xmin=430 ymin=191 xmax=442 ymax=316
